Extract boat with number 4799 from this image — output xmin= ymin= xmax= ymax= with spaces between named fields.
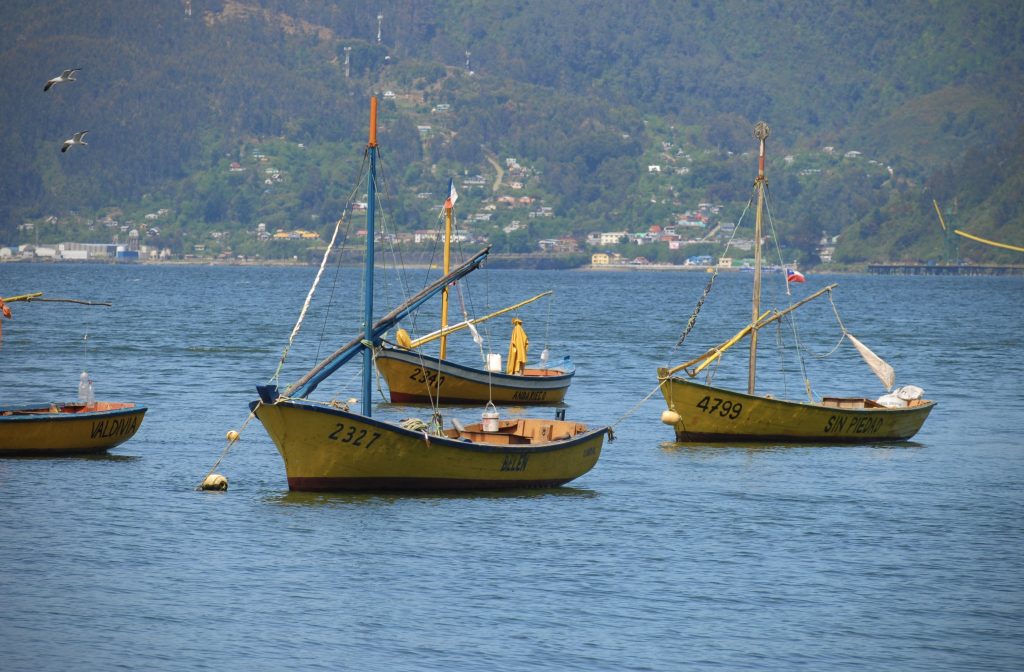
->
xmin=657 ymin=122 xmax=935 ymax=443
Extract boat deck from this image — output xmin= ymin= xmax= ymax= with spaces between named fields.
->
xmin=447 ymin=418 xmax=590 ymax=445
xmin=820 ymin=397 xmax=932 ymax=409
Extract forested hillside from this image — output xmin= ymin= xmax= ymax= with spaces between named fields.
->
xmin=2 ymin=0 xmax=1022 ymax=264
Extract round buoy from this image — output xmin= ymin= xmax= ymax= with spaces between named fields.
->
xmin=661 ymin=410 xmax=681 ymax=425
xmin=226 ymin=429 xmax=240 ymax=443
xmin=200 ymin=473 xmax=229 ymax=491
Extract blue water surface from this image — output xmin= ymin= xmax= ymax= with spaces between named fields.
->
xmin=1 ymin=262 xmax=1021 ymax=671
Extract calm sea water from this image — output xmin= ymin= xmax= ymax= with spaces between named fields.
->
xmin=1 ymin=261 xmax=1022 ymax=671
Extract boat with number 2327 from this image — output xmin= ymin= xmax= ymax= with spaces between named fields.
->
xmin=251 ymin=97 xmax=610 ymax=491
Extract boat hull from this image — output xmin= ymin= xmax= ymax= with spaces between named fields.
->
xmin=0 ymin=401 xmax=147 ymax=456
xmin=251 ymin=399 xmax=605 ymax=491
xmin=375 ymin=347 xmax=573 ymax=405
xmin=657 ymin=370 xmax=935 ymax=443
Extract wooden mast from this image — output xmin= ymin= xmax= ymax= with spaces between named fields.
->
xmin=748 ymin=121 xmax=770 ymax=395
xmin=362 ymin=96 xmax=379 ymax=416
xmin=440 ymin=178 xmax=455 ymax=359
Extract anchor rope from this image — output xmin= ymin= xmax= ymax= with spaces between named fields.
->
xmin=609 ymin=380 xmax=669 ymax=430
xmin=195 ymin=402 xmax=261 ymax=490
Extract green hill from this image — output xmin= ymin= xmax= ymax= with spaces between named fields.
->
xmin=1 ymin=0 xmax=1022 ymax=264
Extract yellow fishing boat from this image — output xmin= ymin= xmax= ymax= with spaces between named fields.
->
xmin=251 ymin=98 xmax=609 ymax=491
xmin=252 ymin=400 xmax=603 ymax=491
xmin=0 ymin=292 xmax=147 ymax=456
xmin=658 ymin=122 xmax=935 ymax=443
xmin=374 ymin=180 xmax=573 ymax=404
xmin=375 ymin=347 xmax=572 ymax=404
xmin=0 ymin=401 xmax=147 ymax=456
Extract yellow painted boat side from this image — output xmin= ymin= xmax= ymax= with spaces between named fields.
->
xmin=657 ymin=369 xmax=935 ymax=443
xmin=252 ymin=400 xmax=605 ymax=491
xmin=0 ymin=403 xmax=146 ymax=455
xmin=375 ymin=349 xmax=571 ymax=405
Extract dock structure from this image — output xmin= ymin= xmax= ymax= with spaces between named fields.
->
xmin=867 ymin=263 xmax=1024 ymax=276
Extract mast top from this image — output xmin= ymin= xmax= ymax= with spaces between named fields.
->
xmin=754 ymin=121 xmax=770 ymax=180
xmin=368 ymin=96 xmax=378 ymax=148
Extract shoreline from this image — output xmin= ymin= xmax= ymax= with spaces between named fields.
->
xmin=3 ymin=256 xmax=1022 ymax=275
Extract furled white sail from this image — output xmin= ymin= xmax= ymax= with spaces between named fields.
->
xmin=846 ymin=332 xmax=895 ymax=391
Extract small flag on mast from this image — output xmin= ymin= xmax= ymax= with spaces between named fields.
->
xmin=786 ymin=268 xmax=806 ymax=283
xmin=444 ymin=178 xmax=458 ymax=209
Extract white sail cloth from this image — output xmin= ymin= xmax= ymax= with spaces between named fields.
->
xmin=846 ymin=332 xmax=895 ymax=391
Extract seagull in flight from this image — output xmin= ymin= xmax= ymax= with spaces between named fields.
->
xmin=44 ymin=68 xmax=80 ymax=91
xmin=61 ymin=131 xmax=89 ymax=153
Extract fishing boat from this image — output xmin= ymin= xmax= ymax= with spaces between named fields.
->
xmin=0 ymin=293 xmax=147 ymax=456
xmin=657 ymin=122 xmax=935 ymax=443
xmin=374 ymin=180 xmax=574 ymax=405
xmin=250 ymin=97 xmax=609 ymax=491
xmin=0 ymin=401 xmax=147 ymax=456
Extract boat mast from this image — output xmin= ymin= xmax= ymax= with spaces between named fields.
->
xmin=440 ymin=178 xmax=454 ymax=359
xmin=273 ymin=246 xmax=491 ymax=402
xmin=363 ymin=96 xmax=379 ymax=416
xmin=748 ymin=121 xmax=770 ymax=395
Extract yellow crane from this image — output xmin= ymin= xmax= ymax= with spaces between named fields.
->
xmin=934 ymin=200 xmax=1024 ymax=255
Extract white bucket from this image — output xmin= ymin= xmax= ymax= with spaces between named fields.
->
xmin=486 ymin=353 xmax=502 ymax=372
xmin=481 ymin=403 xmax=500 ymax=432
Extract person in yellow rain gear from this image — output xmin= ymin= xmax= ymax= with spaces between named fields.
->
xmin=506 ymin=317 xmax=528 ymax=374
xmin=0 ymin=296 xmax=11 ymax=345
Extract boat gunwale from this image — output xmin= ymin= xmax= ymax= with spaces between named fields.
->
xmin=377 ymin=346 xmax=575 ymax=386
xmin=658 ymin=369 xmax=937 ymax=415
xmin=0 ymin=402 xmax=147 ymax=422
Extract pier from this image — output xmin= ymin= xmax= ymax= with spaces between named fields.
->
xmin=867 ymin=263 xmax=1024 ymax=276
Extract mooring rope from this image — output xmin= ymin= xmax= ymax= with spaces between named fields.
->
xmin=610 ymin=380 xmax=669 ymax=430
xmin=195 ymin=402 xmax=261 ymax=490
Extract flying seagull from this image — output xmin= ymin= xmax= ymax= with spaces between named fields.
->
xmin=44 ymin=68 xmax=80 ymax=91
xmin=61 ymin=131 xmax=89 ymax=153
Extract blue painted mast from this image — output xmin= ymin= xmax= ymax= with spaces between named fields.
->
xmin=254 ymin=97 xmax=491 ymax=405
xmin=258 ymin=246 xmax=490 ymax=403
xmin=362 ymin=96 xmax=379 ymax=416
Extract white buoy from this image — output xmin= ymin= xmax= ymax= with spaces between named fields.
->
xmin=661 ymin=410 xmax=681 ymax=425
xmin=200 ymin=473 xmax=228 ymax=491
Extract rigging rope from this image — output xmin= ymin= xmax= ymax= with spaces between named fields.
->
xmin=762 ymin=185 xmax=815 ymax=400
xmin=675 ymin=270 xmax=716 ymax=348
xmin=664 ymin=192 xmax=754 ymax=366
xmin=270 ymin=154 xmax=369 ymax=384
xmin=806 ymin=288 xmax=847 ymax=359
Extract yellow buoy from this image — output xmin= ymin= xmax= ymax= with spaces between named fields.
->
xmin=660 ymin=410 xmax=681 ymax=425
xmin=200 ymin=473 xmax=229 ymax=491
xmin=226 ymin=429 xmax=240 ymax=443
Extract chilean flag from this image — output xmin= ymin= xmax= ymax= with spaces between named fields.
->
xmin=786 ymin=267 xmax=806 ymax=283
xmin=443 ymin=178 xmax=458 ymax=209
